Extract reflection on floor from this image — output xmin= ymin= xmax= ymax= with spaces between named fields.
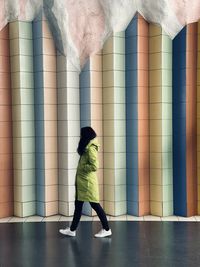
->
xmin=0 ymin=221 xmax=200 ymax=267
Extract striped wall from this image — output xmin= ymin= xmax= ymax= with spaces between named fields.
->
xmin=0 ymin=25 xmax=13 ymax=218
xmin=33 ymin=14 xmax=58 ymax=217
xmin=9 ymin=21 xmax=36 ymax=217
xmin=173 ymin=24 xmax=197 ymax=216
xmin=149 ymin=25 xmax=173 ymax=216
xmin=57 ymin=54 xmax=80 ymax=216
xmin=1 ymin=17 xmax=200 ymax=219
xmin=79 ymin=53 xmax=104 ymax=216
xmin=126 ymin=15 xmax=150 ymax=216
xmin=103 ymin=32 xmax=127 ymax=216
xmin=198 ymin=22 xmax=200 ymax=214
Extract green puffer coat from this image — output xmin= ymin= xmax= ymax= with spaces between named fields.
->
xmin=75 ymin=138 xmax=100 ymax=203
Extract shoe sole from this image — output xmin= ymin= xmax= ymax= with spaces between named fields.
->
xmin=94 ymin=233 xmax=112 ymax=238
xmin=59 ymin=230 xmax=76 ymax=237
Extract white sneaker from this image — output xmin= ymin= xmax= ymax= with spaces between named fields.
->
xmin=94 ymin=229 xmax=112 ymax=238
xmin=59 ymin=227 xmax=76 ymax=237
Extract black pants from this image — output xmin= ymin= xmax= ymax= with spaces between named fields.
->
xmin=70 ymin=200 xmax=110 ymax=231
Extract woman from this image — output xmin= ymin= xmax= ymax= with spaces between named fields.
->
xmin=59 ymin=126 xmax=112 ymax=238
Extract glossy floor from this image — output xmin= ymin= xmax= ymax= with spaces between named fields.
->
xmin=0 ymin=221 xmax=200 ymax=267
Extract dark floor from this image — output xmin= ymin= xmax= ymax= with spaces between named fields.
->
xmin=0 ymin=221 xmax=200 ymax=267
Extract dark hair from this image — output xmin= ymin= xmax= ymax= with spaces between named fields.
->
xmin=77 ymin=127 xmax=97 ymax=156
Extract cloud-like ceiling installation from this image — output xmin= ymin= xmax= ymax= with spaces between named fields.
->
xmin=0 ymin=0 xmax=200 ymax=70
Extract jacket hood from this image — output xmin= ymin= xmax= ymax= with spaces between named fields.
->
xmin=85 ymin=137 xmax=100 ymax=151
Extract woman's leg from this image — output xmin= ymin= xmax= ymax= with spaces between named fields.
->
xmin=90 ymin=202 xmax=110 ymax=231
xmin=70 ymin=200 xmax=84 ymax=231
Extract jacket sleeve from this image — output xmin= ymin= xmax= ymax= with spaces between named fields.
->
xmin=83 ymin=145 xmax=99 ymax=172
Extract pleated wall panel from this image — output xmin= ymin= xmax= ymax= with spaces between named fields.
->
xmin=126 ymin=14 xmax=150 ymax=216
xmin=57 ymin=54 xmax=80 ymax=216
xmin=173 ymin=24 xmax=197 ymax=216
xmin=149 ymin=25 xmax=173 ymax=216
xmin=103 ymin=32 xmax=127 ymax=216
xmin=0 ymin=25 xmax=13 ymax=218
xmin=186 ymin=24 xmax=198 ymax=216
xmin=9 ymin=21 xmax=36 ymax=217
xmin=198 ymin=22 xmax=200 ymax=214
xmin=79 ymin=53 xmax=104 ymax=216
xmin=33 ymin=14 xmax=58 ymax=216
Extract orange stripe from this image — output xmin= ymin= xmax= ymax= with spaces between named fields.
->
xmin=186 ymin=23 xmax=198 ymax=216
xmin=0 ymin=25 xmax=13 ymax=219
xmin=90 ymin=52 xmax=104 ymax=212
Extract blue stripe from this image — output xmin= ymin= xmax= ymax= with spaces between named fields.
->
xmin=36 ymin=185 xmax=45 ymax=202
xmin=36 ymin=201 xmax=45 ymax=216
xmin=125 ymin=15 xmax=138 ymax=215
xmin=126 ymin=70 xmax=138 ymax=87
xmin=127 ymin=201 xmax=138 ymax=215
xmin=172 ymin=27 xmax=187 ymax=216
xmin=126 ymin=153 xmax=138 ymax=169
xmin=126 ymin=37 xmax=137 ymax=55
xmin=127 ymin=168 xmax=138 ymax=185
xmin=125 ymin=16 xmax=138 ymax=37
xmin=126 ymin=136 xmax=138 ymax=152
xmin=127 ymin=185 xmax=138 ymax=202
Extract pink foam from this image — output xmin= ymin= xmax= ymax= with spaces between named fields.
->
xmin=169 ymin=0 xmax=200 ymax=25
xmin=65 ymin=0 xmax=106 ymax=68
xmin=0 ymin=1 xmax=7 ymax=30
xmin=19 ymin=0 xmax=28 ymax=20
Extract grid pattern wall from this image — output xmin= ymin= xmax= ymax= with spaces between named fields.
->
xmin=198 ymin=21 xmax=200 ymax=214
xmin=0 ymin=25 xmax=13 ymax=218
xmin=90 ymin=53 xmax=104 ymax=214
xmin=0 ymin=17 xmax=200 ymax=218
xmin=57 ymin=54 xmax=80 ymax=216
xmin=185 ymin=24 xmax=197 ymax=216
xmin=149 ymin=25 xmax=173 ymax=216
xmin=125 ymin=15 xmax=150 ymax=216
xmin=33 ymin=14 xmax=58 ymax=217
xmin=103 ymin=32 xmax=127 ymax=216
xmin=173 ymin=24 xmax=197 ymax=216
xmin=79 ymin=53 xmax=104 ymax=216
xmin=9 ymin=21 xmax=36 ymax=217
xmin=136 ymin=15 xmax=150 ymax=216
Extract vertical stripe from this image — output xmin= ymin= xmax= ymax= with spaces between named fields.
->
xmin=126 ymin=14 xmax=150 ymax=216
xmin=149 ymin=24 xmax=173 ymax=216
xmin=90 ymin=53 xmax=104 ymax=213
xmin=103 ymin=32 xmax=127 ymax=216
xmin=137 ymin=15 xmax=150 ymax=216
xmin=80 ymin=60 xmax=91 ymax=128
xmin=0 ymin=25 xmax=13 ymax=218
xmin=57 ymin=53 xmax=80 ymax=216
xmin=33 ymin=13 xmax=58 ymax=216
xmin=126 ymin=15 xmax=139 ymax=216
xmin=173 ymin=24 xmax=197 ymax=216
xmin=79 ymin=52 xmax=104 ymax=215
xmin=9 ymin=21 xmax=36 ymax=217
xmin=197 ymin=21 xmax=200 ymax=214
xmin=186 ymin=24 xmax=197 ymax=216
xmin=80 ymin=60 xmax=92 ymax=215
xmin=173 ymin=27 xmax=187 ymax=216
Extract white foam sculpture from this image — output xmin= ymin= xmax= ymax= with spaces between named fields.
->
xmin=0 ymin=0 xmax=200 ymax=70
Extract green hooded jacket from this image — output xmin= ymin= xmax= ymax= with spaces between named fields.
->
xmin=75 ymin=137 xmax=100 ymax=203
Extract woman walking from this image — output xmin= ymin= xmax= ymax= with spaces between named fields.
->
xmin=59 ymin=126 xmax=112 ymax=238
